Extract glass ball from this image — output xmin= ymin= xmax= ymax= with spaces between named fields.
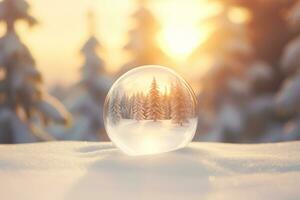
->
xmin=104 ymin=65 xmax=198 ymax=156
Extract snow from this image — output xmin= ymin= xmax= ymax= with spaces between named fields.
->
xmin=276 ymin=74 xmax=300 ymax=115
xmin=280 ymin=36 xmax=300 ymax=74
xmin=0 ymin=141 xmax=300 ymax=200
xmin=107 ymin=119 xmax=197 ymax=155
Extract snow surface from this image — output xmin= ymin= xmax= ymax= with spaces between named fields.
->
xmin=0 ymin=141 xmax=300 ymax=200
xmin=107 ymin=119 xmax=197 ymax=155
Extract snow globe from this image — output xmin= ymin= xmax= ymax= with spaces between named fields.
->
xmin=104 ymin=65 xmax=198 ymax=155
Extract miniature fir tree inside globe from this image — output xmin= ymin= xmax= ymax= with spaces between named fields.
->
xmin=104 ymin=65 xmax=198 ymax=155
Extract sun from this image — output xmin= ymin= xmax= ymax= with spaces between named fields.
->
xmin=157 ymin=26 xmax=199 ymax=60
xmin=153 ymin=0 xmax=220 ymax=62
xmin=157 ymin=25 xmax=211 ymax=61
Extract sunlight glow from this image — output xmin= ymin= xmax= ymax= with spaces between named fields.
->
xmin=153 ymin=0 xmax=221 ymax=61
xmin=140 ymin=135 xmax=160 ymax=155
xmin=158 ymin=24 xmax=213 ymax=61
xmin=158 ymin=26 xmax=200 ymax=60
xmin=228 ymin=7 xmax=251 ymax=24
xmin=14 ymin=0 xmax=220 ymax=86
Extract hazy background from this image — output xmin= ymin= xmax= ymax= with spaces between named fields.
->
xmin=15 ymin=0 xmax=215 ymax=86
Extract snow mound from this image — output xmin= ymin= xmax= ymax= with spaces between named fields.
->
xmin=0 ymin=141 xmax=300 ymax=200
xmin=107 ymin=119 xmax=197 ymax=155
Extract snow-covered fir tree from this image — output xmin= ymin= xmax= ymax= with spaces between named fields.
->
xmin=119 ymin=0 xmax=166 ymax=74
xmin=108 ymin=91 xmax=121 ymax=125
xmin=142 ymin=93 xmax=150 ymax=120
xmin=161 ymin=87 xmax=171 ymax=119
xmin=61 ymin=10 xmax=111 ymax=141
xmin=272 ymin=1 xmax=300 ymax=141
xmin=128 ymin=93 xmax=136 ymax=119
xmin=120 ymin=93 xmax=130 ymax=119
xmin=0 ymin=0 xmax=70 ymax=143
xmin=171 ymin=81 xmax=188 ymax=126
xmin=194 ymin=2 xmax=253 ymax=141
xmin=147 ymin=77 xmax=161 ymax=121
xmin=196 ymin=0 xmax=300 ymax=142
xmin=131 ymin=94 xmax=139 ymax=120
xmin=222 ymin=0 xmax=300 ymax=143
xmin=132 ymin=92 xmax=145 ymax=121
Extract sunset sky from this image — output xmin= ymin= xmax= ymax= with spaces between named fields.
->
xmin=9 ymin=0 xmax=224 ymax=87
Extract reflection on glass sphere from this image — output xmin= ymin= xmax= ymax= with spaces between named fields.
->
xmin=104 ymin=65 xmax=198 ymax=156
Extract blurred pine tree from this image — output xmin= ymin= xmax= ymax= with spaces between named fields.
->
xmin=119 ymin=0 xmax=167 ymax=75
xmin=59 ymin=9 xmax=112 ymax=141
xmin=0 ymin=0 xmax=70 ymax=143
xmin=196 ymin=0 xmax=300 ymax=143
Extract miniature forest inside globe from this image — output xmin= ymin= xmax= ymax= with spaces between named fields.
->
xmin=104 ymin=66 xmax=198 ymax=155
